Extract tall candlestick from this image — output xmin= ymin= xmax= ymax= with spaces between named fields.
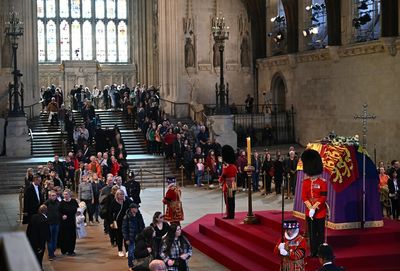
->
xmin=246 ymin=137 xmax=251 ymax=165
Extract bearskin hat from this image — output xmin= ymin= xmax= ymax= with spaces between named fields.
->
xmin=221 ymin=145 xmax=235 ymax=164
xmin=301 ymin=149 xmax=323 ymax=177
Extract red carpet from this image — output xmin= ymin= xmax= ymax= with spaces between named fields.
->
xmin=183 ymin=211 xmax=400 ymax=271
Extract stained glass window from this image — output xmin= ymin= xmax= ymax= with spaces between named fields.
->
xmin=60 ymin=0 xmax=69 ymax=17
xmin=82 ymin=0 xmax=92 ymax=18
xmin=118 ymin=0 xmax=126 ymax=19
xmin=38 ymin=20 xmax=46 ymax=61
xmin=37 ymin=0 xmax=128 ymax=62
xmin=71 ymin=20 xmax=81 ymax=60
xmin=60 ymin=20 xmax=70 ymax=60
xmin=47 ymin=20 xmax=57 ymax=61
xmin=107 ymin=21 xmax=117 ymax=62
xmin=82 ymin=21 xmax=93 ymax=60
xmin=352 ymin=0 xmax=381 ymax=42
xmin=71 ymin=0 xmax=81 ymax=18
xmin=118 ymin=21 xmax=128 ymax=62
xmin=303 ymin=0 xmax=328 ymax=50
xmin=95 ymin=0 xmax=105 ymax=18
xmin=107 ymin=0 xmax=116 ymax=19
xmin=96 ymin=21 xmax=106 ymax=61
xmin=46 ymin=0 xmax=56 ymax=18
xmin=37 ymin=0 xmax=45 ymax=18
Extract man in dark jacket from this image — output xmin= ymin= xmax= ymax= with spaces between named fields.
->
xmin=122 ymin=203 xmax=145 ymax=270
xmin=26 ymin=204 xmax=50 ymax=267
xmin=317 ymin=243 xmax=345 ymax=271
xmin=23 ymin=174 xmax=44 ymax=224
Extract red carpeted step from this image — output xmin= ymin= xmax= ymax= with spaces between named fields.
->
xmin=185 ymin=226 xmax=274 ymax=271
xmin=199 ymin=223 xmax=279 ymax=268
xmin=214 ymin=217 xmax=280 ymax=251
xmin=184 ymin=212 xmax=400 ymax=271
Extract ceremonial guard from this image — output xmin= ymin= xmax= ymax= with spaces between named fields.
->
xmin=163 ymin=177 xmax=184 ymax=225
xmin=219 ymin=145 xmax=238 ymax=219
xmin=274 ymin=220 xmax=307 ymax=271
xmin=301 ymin=149 xmax=327 ymax=257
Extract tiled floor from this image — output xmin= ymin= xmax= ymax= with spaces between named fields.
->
xmin=0 ymin=185 xmax=293 ymax=271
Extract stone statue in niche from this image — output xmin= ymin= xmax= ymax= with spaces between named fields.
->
xmin=240 ymin=32 xmax=250 ymax=67
xmin=213 ymin=42 xmax=220 ymax=67
xmin=185 ymin=36 xmax=195 ymax=68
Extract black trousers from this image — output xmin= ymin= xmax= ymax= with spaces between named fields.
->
xmin=224 ymin=190 xmax=236 ymax=218
xmin=306 ymin=217 xmax=325 ymax=256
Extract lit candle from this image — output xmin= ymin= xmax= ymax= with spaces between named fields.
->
xmin=246 ymin=137 xmax=251 ymax=165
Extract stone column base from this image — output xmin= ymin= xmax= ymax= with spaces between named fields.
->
xmin=6 ymin=116 xmax=31 ymax=157
xmin=209 ymin=114 xmax=237 ymax=149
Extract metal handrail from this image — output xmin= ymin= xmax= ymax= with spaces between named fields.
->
xmin=28 ymin=128 xmax=33 ymax=155
xmin=160 ymin=98 xmax=190 ymax=118
xmin=24 ymin=101 xmax=41 ymax=120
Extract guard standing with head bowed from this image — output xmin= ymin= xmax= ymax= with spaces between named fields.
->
xmin=218 ymin=145 xmax=238 ymax=219
xmin=301 ymin=149 xmax=327 ymax=257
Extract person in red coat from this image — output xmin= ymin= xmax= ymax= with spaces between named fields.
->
xmin=110 ymin=155 xmax=120 ymax=176
xmin=301 ymin=149 xmax=327 ymax=257
xmin=274 ymin=220 xmax=307 ymax=271
xmin=219 ymin=145 xmax=238 ymax=219
xmin=163 ymin=177 xmax=184 ymax=225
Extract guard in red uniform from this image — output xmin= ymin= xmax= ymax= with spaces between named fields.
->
xmin=274 ymin=220 xmax=307 ymax=271
xmin=301 ymin=149 xmax=327 ymax=257
xmin=219 ymin=145 xmax=238 ymax=219
xmin=163 ymin=176 xmax=184 ymax=225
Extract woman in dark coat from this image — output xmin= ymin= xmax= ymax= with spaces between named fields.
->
xmin=58 ymin=189 xmax=79 ymax=255
xmin=151 ymin=211 xmax=170 ymax=259
xmin=133 ymin=226 xmax=156 ymax=271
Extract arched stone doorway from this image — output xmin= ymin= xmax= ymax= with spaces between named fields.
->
xmin=270 ymin=73 xmax=286 ymax=112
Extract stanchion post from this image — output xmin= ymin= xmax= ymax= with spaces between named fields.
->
xmin=140 ymin=167 xmax=143 ymax=189
xmin=180 ymin=165 xmax=185 ymax=187
xmin=243 ymin=165 xmax=258 ymax=224
xmin=18 ymin=186 xmax=24 ymax=224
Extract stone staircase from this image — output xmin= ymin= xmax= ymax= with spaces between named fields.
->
xmin=28 ymin=112 xmax=71 ymax=157
xmin=0 ymin=110 xmax=181 ymax=194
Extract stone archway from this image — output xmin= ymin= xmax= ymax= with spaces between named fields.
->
xmin=271 ymin=72 xmax=286 ymax=112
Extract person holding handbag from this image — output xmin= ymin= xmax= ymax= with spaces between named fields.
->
xmin=132 ymin=226 xmax=156 ymax=271
xmin=109 ymin=189 xmax=131 ymax=257
xmin=160 ymin=224 xmax=192 ymax=271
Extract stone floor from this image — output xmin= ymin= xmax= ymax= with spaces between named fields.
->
xmin=0 ymin=184 xmax=294 ymax=271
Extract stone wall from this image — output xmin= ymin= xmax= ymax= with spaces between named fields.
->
xmin=257 ymin=39 xmax=400 ymax=163
xmin=158 ymin=0 xmax=255 ymax=117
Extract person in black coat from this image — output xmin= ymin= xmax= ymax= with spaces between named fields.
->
xmin=273 ymin=151 xmax=284 ymax=195
xmin=23 ymin=174 xmax=44 ymax=224
xmin=58 ymin=189 xmax=79 ymax=255
xmin=317 ymin=243 xmax=345 ymax=271
xmin=125 ymin=171 xmax=141 ymax=204
xmin=26 ymin=204 xmax=50 ymax=267
xmin=388 ymin=170 xmax=400 ymax=220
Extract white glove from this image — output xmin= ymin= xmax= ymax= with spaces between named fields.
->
xmin=309 ymin=208 xmax=315 ymax=218
xmin=280 ymin=248 xmax=288 ymax=256
xmin=278 ymin=243 xmax=285 ymax=250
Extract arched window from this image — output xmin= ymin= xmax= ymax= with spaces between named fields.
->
xmin=303 ymin=0 xmax=328 ymax=50
xmin=37 ymin=0 xmax=129 ymax=63
xmin=60 ymin=20 xmax=70 ymax=60
xmin=107 ymin=21 xmax=117 ymax=62
xmin=47 ymin=20 xmax=57 ymax=61
xmin=118 ymin=21 xmax=128 ymax=62
xmin=96 ymin=21 xmax=106 ymax=62
xmin=352 ymin=0 xmax=381 ymax=42
xmin=82 ymin=21 xmax=93 ymax=60
xmin=38 ymin=20 xmax=45 ymax=62
xmin=268 ymin=0 xmax=287 ymax=56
